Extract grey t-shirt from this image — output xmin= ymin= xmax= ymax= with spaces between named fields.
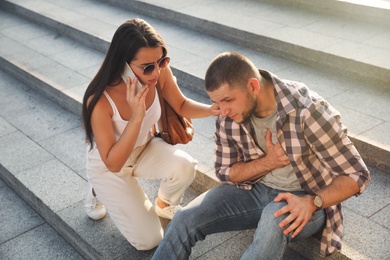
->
xmin=250 ymin=110 xmax=302 ymax=191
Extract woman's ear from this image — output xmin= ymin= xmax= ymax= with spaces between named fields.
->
xmin=247 ymin=78 xmax=261 ymax=95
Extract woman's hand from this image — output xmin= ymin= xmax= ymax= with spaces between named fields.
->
xmin=209 ymin=103 xmax=221 ymax=116
xmin=126 ymin=77 xmax=149 ymax=122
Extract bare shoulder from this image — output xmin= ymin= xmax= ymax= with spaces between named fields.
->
xmin=91 ymin=92 xmax=113 ymax=118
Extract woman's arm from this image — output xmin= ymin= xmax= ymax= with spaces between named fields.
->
xmin=91 ymin=78 xmax=149 ymax=172
xmin=160 ymin=66 xmax=220 ymax=118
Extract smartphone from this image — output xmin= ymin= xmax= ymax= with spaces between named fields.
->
xmin=121 ymin=63 xmax=142 ymax=93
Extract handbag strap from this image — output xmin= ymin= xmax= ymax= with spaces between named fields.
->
xmin=154 ymin=82 xmax=167 ymax=135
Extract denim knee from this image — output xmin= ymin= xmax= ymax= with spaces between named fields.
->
xmin=260 ymin=202 xmax=288 ymax=233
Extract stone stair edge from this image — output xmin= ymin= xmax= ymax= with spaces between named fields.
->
xmin=109 ymin=0 xmax=390 ymax=85
xmin=0 ymin=164 xmax=104 ymax=260
xmin=0 ymin=0 xmax=111 ymax=54
xmin=3 ymin=44 xmax=388 ymax=179
xmin=260 ymin=0 xmax=390 ymax=25
xmin=116 ymin=0 xmax=390 ymax=25
xmin=2 ymin=42 xmax=389 ymax=177
xmin=2 ymin=0 xmax=389 ymax=87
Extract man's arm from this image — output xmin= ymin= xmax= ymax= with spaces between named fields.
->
xmin=214 ymin=118 xmax=288 ymax=185
xmin=273 ymin=175 xmax=359 ymax=238
xmin=273 ymin=98 xmax=369 ymax=238
xmin=229 ymin=129 xmax=290 ymax=183
xmin=315 ymin=175 xmax=360 ymax=208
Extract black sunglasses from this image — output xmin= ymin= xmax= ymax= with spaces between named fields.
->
xmin=131 ymin=56 xmax=170 ymax=75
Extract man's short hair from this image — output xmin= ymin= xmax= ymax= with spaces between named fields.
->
xmin=205 ymin=52 xmax=260 ymax=92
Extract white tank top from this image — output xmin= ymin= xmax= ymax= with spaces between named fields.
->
xmin=102 ymin=89 xmax=161 ymax=149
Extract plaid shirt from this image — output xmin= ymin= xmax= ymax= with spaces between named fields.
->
xmin=213 ymin=70 xmax=370 ymax=256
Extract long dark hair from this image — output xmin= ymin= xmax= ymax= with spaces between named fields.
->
xmin=82 ymin=18 xmax=167 ymax=148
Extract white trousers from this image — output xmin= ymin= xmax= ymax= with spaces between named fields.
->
xmin=86 ymin=137 xmax=197 ymax=250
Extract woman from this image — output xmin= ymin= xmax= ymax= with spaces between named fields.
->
xmin=82 ymin=18 xmax=219 ymax=250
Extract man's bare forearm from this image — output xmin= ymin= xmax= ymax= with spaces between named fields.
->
xmin=229 ymin=130 xmax=290 ymax=184
xmin=229 ymin=157 xmax=275 ymax=183
xmin=316 ymin=175 xmax=360 ymax=208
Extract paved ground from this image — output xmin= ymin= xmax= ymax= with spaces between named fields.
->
xmin=0 ymin=177 xmax=83 ymax=259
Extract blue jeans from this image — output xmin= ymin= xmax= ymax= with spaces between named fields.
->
xmin=152 ymin=182 xmax=326 ymax=260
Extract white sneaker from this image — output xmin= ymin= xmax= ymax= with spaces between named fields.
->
xmin=155 ymin=199 xmax=182 ymax=220
xmin=84 ymin=184 xmax=106 ymax=220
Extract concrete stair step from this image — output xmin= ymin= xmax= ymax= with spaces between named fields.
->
xmin=0 ymin=0 xmax=389 ymax=259
xmin=0 ymin=178 xmax=84 ymax=259
xmin=262 ymin=0 xmax=390 ymax=25
xmin=111 ymin=0 xmax=390 ymax=85
xmin=3 ymin=0 xmax=390 ymax=87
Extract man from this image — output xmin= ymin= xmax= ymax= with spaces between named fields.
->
xmin=152 ymin=52 xmax=370 ymax=259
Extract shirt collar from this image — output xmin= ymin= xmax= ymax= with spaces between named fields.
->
xmin=259 ymin=69 xmax=297 ymax=127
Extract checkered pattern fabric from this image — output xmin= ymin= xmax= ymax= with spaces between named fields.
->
xmin=213 ymin=70 xmax=370 ymax=256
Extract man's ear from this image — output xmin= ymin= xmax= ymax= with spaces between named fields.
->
xmin=247 ymin=78 xmax=261 ymax=95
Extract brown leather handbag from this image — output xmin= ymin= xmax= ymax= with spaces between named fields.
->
xmin=154 ymin=83 xmax=194 ymax=145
